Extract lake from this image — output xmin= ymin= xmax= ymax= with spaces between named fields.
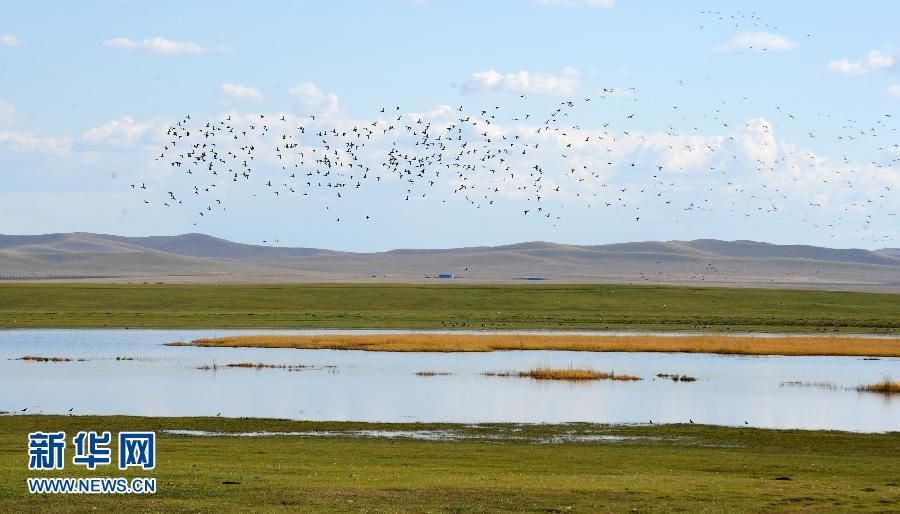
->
xmin=1 ymin=329 xmax=897 ymax=432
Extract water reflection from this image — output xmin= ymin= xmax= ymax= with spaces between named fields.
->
xmin=0 ymin=329 xmax=897 ymax=432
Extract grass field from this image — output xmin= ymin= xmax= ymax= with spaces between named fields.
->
xmin=1 ymin=282 xmax=900 ymax=332
xmin=1 ymin=416 xmax=897 ymax=512
xmin=182 ymin=333 xmax=900 ymax=356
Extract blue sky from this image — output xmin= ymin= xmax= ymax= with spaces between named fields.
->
xmin=1 ymin=0 xmax=898 ymax=251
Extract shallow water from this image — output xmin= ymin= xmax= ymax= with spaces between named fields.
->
xmin=1 ymin=329 xmax=897 ymax=432
xmin=159 ymin=429 xmax=660 ymax=443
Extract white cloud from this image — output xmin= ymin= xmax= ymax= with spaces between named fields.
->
xmin=113 ymin=96 xmax=900 ymax=247
xmin=827 ymin=59 xmax=865 ymax=75
xmin=103 ymin=37 xmax=214 ymax=55
xmin=534 ymin=0 xmax=615 ymax=7
xmin=462 ymin=68 xmax=581 ymax=96
xmin=714 ymin=32 xmax=797 ymax=52
xmin=289 ymin=83 xmax=339 ymax=115
xmin=221 ymin=83 xmax=263 ymax=102
xmin=0 ymin=129 xmax=71 ymax=155
xmin=0 ymin=101 xmax=14 ymax=126
xmin=886 ymin=85 xmax=900 ymax=99
xmin=736 ymin=118 xmax=778 ymax=166
xmin=828 ymin=50 xmax=896 ymax=75
xmin=0 ymin=101 xmax=73 ymax=156
xmin=1 ymin=33 xmax=21 ymax=46
xmin=82 ymin=116 xmax=156 ymax=148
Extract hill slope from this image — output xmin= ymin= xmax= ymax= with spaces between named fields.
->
xmin=1 ymin=233 xmax=900 ymax=291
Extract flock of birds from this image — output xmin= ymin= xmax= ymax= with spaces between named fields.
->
xmin=134 ymin=9 xmax=898 ymax=246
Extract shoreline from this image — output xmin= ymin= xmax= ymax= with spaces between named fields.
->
xmin=172 ymin=333 xmax=900 ymax=357
xmin=2 ymin=415 xmax=897 ymax=512
xmin=2 ymin=414 xmax=898 ymax=435
xmin=3 ymin=414 xmax=896 ymax=435
xmin=4 ymin=326 xmax=900 ymax=338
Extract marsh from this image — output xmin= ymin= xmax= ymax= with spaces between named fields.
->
xmin=1 ymin=329 xmax=897 ymax=431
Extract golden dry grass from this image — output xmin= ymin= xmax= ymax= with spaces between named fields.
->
xmin=523 ymin=367 xmax=641 ymax=381
xmin=483 ymin=367 xmax=641 ymax=381
xmin=227 ymin=362 xmax=276 ymax=369
xmin=171 ymin=333 xmax=900 ymax=357
xmin=857 ymin=378 xmax=900 ymax=394
xmin=196 ymin=362 xmax=309 ymax=371
xmin=17 ymin=355 xmax=72 ymax=362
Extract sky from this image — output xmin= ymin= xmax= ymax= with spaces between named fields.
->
xmin=1 ymin=0 xmax=898 ymax=251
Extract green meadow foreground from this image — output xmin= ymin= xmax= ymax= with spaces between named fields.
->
xmin=3 ymin=283 xmax=898 ymax=511
xmin=1 ymin=283 xmax=900 ymax=332
xmin=1 ymin=416 xmax=898 ymax=513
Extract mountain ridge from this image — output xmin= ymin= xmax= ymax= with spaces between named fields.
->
xmin=1 ymin=232 xmax=899 ymax=292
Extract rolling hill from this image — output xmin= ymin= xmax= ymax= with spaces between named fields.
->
xmin=1 ymin=232 xmax=900 ymax=291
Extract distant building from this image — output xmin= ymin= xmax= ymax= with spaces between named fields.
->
xmin=436 ymin=273 xmax=454 ymax=279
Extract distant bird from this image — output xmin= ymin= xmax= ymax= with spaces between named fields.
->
xmin=140 ymin=80 xmax=899 ymax=252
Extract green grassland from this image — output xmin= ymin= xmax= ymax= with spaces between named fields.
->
xmin=1 ymin=283 xmax=899 ymax=332
xmin=0 ymin=416 xmax=897 ymax=512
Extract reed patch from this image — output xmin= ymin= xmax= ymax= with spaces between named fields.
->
xmin=656 ymin=373 xmax=697 ymax=382
xmin=197 ymin=362 xmax=312 ymax=371
xmin=780 ymin=381 xmax=840 ymax=390
xmin=170 ymin=333 xmax=900 ymax=357
xmin=16 ymin=355 xmax=76 ymax=362
xmin=856 ymin=378 xmax=899 ymax=394
xmin=484 ymin=367 xmax=642 ymax=381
